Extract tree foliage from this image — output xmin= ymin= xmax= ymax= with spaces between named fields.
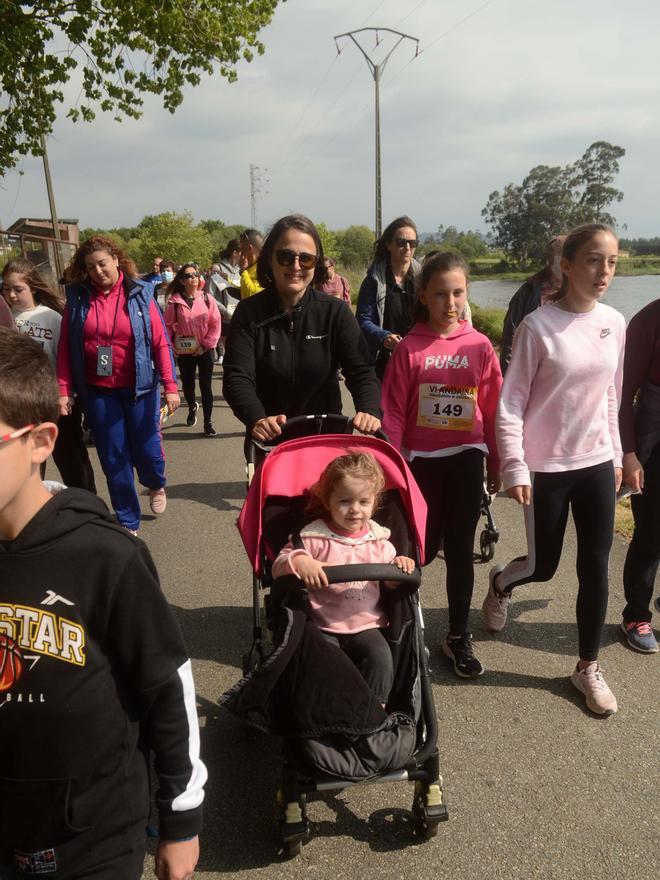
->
xmin=136 ymin=212 xmax=213 ymax=267
xmin=482 ymin=141 xmax=625 ymax=268
xmin=335 ymin=225 xmax=375 ymax=268
xmin=0 ymin=0 xmax=281 ymax=174
xmin=432 ymin=226 xmax=489 ymax=260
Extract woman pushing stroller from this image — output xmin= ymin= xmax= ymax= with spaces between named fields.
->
xmin=272 ymin=451 xmax=415 ymax=705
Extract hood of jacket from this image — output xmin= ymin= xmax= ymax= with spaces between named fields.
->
xmin=406 ymin=319 xmax=476 ymax=343
xmin=0 ymin=488 xmax=116 ymax=556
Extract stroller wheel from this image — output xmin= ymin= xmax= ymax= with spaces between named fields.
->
xmin=411 ymin=780 xmax=448 ymax=840
xmin=479 ymin=530 xmax=495 ymax=562
xmin=284 ymin=839 xmax=303 ymax=858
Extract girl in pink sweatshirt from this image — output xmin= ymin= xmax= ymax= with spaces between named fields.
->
xmin=382 ymin=251 xmax=502 ymax=679
xmin=272 ymin=452 xmax=415 ymax=705
xmin=483 ymin=223 xmax=625 ymax=717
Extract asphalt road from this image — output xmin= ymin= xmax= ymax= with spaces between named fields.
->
xmin=67 ymin=365 xmax=659 ymax=880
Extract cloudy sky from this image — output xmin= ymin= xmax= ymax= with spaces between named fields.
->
xmin=2 ymin=0 xmax=659 ymax=237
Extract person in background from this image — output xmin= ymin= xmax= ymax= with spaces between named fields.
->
xmin=356 ymin=215 xmax=421 ymax=380
xmin=499 ymin=235 xmax=566 ymax=374
xmin=164 ymin=263 xmax=221 ymax=437
xmin=218 ymin=238 xmax=242 ymax=291
xmin=618 ymin=295 xmax=660 ymax=653
xmin=207 ymin=241 xmax=242 ymax=364
xmin=57 ymin=235 xmax=180 ymax=535
xmin=142 ymin=255 xmax=164 ymax=285
xmin=318 ymin=257 xmax=351 ymax=305
xmin=0 ymin=291 xmax=14 ymax=328
xmin=154 ymin=259 xmax=177 ymax=311
xmin=239 ymin=228 xmax=264 ymax=299
xmin=2 ymin=258 xmax=96 ymax=493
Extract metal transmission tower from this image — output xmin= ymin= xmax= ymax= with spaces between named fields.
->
xmin=334 ymin=28 xmax=419 ymax=239
xmin=249 ymin=164 xmax=269 ymax=228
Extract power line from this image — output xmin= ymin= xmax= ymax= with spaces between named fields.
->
xmin=399 ymin=0 xmax=428 ymax=24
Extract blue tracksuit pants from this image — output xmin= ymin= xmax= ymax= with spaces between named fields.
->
xmin=83 ymin=385 xmax=165 ymax=531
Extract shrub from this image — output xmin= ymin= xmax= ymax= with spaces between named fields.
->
xmin=471 ymin=302 xmax=504 ymax=347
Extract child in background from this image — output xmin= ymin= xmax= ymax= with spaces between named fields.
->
xmin=272 ymin=451 xmax=415 ymax=706
xmin=484 ymin=223 xmax=625 ymax=716
xmin=0 ymin=327 xmax=205 ymax=879
xmin=382 ymin=251 xmax=502 ymax=679
xmin=2 ymin=258 xmax=96 ymax=493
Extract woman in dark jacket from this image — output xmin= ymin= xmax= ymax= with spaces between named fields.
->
xmin=223 ymin=214 xmax=381 ymax=442
xmin=356 ymin=215 xmax=421 ymax=380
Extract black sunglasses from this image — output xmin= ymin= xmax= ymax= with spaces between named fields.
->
xmin=274 ymin=249 xmax=318 ymax=270
xmin=395 ymin=237 xmax=419 ymax=249
xmin=182 ymin=272 xmax=199 ymax=280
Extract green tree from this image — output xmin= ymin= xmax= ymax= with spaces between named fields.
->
xmin=199 ymin=220 xmax=245 ymax=261
xmin=573 ymin=141 xmax=626 ymax=225
xmin=482 ymin=143 xmax=625 ymax=268
xmin=0 ymin=0 xmax=281 ymax=174
xmin=335 ymin=225 xmax=375 ymax=268
xmin=136 ymin=212 xmax=213 ymax=268
xmin=434 ymin=226 xmax=488 ymax=259
xmin=315 ymin=222 xmax=339 ymax=261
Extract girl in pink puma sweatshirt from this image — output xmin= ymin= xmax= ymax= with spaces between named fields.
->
xmin=483 ymin=224 xmax=625 ymax=718
xmin=272 ymin=451 xmax=414 ymax=705
xmin=382 ymin=251 xmax=502 ymax=679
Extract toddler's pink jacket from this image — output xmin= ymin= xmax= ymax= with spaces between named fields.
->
xmin=271 ymin=518 xmax=397 ymax=634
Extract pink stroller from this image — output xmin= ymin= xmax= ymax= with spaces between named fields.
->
xmin=220 ymin=415 xmax=449 ymax=855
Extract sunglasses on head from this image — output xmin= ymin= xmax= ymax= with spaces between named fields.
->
xmin=182 ymin=272 xmax=199 ymax=279
xmin=395 ymin=237 xmax=419 ymax=249
xmin=274 ymin=249 xmax=318 ymax=270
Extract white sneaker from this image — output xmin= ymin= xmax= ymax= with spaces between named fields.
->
xmin=482 ymin=565 xmax=509 ymax=631
xmin=149 ymin=488 xmax=167 ymax=515
xmin=570 ymin=662 xmax=618 ymax=716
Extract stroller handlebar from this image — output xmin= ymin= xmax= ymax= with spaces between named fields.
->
xmin=322 ymin=563 xmax=421 ymax=589
xmin=247 ymin=414 xmax=389 ymax=462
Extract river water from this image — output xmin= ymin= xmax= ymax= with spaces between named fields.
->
xmin=469 ymin=275 xmax=660 ymax=322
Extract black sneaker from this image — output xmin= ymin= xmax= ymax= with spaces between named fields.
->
xmin=204 ymin=422 xmax=216 ymax=437
xmin=186 ymin=404 xmax=198 ymax=427
xmin=442 ymin=633 xmax=484 ymax=678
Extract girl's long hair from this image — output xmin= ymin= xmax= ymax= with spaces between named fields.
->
xmin=68 ymin=235 xmax=138 ymax=282
xmin=1 ymin=258 xmax=64 ymax=314
xmin=306 ymin=451 xmax=386 ymax=520
xmin=548 ymin=223 xmax=616 ymax=302
xmin=412 ymin=250 xmax=469 ymax=325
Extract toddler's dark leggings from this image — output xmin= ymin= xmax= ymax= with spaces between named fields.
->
xmin=497 ymin=461 xmax=615 ymax=661
xmin=322 ymin=628 xmax=393 ymax=703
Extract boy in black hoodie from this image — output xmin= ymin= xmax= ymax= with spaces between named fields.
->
xmin=0 ymin=326 xmax=205 ymax=878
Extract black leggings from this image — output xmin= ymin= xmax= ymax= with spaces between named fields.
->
xmin=497 ymin=461 xmax=615 ymax=661
xmin=177 ymin=349 xmax=215 ymax=425
xmin=322 ymin=628 xmax=393 ymax=703
xmin=410 ymin=450 xmax=485 ymax=636
xmin=623 ymin=440 xmax=660 ymax=623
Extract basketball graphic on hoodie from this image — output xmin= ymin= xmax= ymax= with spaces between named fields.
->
xmin=0 ymin=634 xmax=23 ymax=691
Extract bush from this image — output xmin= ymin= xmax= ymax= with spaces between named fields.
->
xmin=471 ymin=302 xmax=505 ymax=347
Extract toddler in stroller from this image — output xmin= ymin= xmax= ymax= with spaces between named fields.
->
xmin=220 ymin=420 xmax=448 ymax=855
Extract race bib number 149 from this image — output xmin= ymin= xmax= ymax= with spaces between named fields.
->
xmin=417 ymin=384 xmax=477 ymax=431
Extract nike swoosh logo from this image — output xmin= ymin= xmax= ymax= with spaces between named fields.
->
xmin=600 ymin=329 xmax=612 ymax=338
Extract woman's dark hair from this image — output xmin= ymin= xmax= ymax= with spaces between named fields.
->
xmin=548 ymin=223 xmax=617 ymax=302
xmin=221 ymin=239 xmax=241 ymax=260
xmin=373 ymin=215 xmax=418 ymax=265
xmin=256 ymin=214 xmax=328 ymax=289
xmin=167 ymin=263 xmax=200 ymax=298
xmin=2 ymin=258 xmax=64 ymax=314
xmin=412 ymin=250 xmax=470 ymax=325
xmin=69 ymin=235 xmax=138 ymax=282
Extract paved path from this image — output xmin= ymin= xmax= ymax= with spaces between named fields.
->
xmin=73 ymin=366 xmax=658 ymax=880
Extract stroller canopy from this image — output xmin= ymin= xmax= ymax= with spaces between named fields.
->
xmin=238 ymin=434 xmax=427 ymax=576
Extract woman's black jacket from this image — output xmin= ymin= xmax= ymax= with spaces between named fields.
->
xmin=223 ymin=286 xmax=381 ymax=428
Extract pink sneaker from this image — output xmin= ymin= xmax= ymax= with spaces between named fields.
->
xmin=149 ymin=488 xmax=167 ymax=515
xmin=482 ymin=565 xmax=509 ymax=631
xmin=570 ymin=662 xmax=618 ymax=716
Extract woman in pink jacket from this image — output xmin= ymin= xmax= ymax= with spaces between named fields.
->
xmin=272 ymin=452 xmax=414 ymax=705
xmin=382 ymin=251 xmax=502 ymax=680
xmin=165 ymin=263 xmax=221 ymax=436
